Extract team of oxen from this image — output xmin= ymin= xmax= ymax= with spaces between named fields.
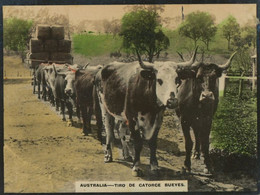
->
xmin=33 ymin=48 xmax=236 ymax=177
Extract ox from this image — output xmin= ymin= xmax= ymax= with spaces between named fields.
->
xmin=44 ymin=64 xmax=73 ymax=111
xmin=175 ymin=52 xmax=236 ymax=174
xmin=94 ymin=50 xmax=197 ymax=176
xmin=73 ymin=64 xmax=133 ymax=161
xmin=74 ymin=65 xmax=103 ymax=138
xmin=35 ymin=63 xmax=50 ymax=100
xmin=50 ymin=64 xmax=80 ymax=125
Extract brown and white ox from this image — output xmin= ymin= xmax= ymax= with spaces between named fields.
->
xmin=94 ymin=51 xmax=197 ymax=176
xmin=175 ymin=52 xmax=236 ymax=174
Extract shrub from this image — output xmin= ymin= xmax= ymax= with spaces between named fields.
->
xmin=212 ymin=96 xmax=257 ymax=157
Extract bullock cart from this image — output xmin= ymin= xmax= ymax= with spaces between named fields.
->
xmin=26 ymin=24 xmax=73 ymax=94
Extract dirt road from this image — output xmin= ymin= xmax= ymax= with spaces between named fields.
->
xmin=3 ymin=74 xmax=257 ymax=192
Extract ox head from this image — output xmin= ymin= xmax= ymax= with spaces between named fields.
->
xmin=154 ymin=47 xmax=198 ymax=109
xmin=64 ymin=65 xmax=80 ymax=97
xmin=176 ymin=52 xmax=236 ymax=104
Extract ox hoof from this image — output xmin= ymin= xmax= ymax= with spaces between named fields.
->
xmin=67 ymin=121 xmax=73 ymax=127
xmin=131 ymin=169 xmax=143 ymax=177
xmin=182 ymin=166 xmax=191 ymax=175
xmin=124 ymin=156 xmax=133 ymax=162
xmin=62 ymin=118 xmax=66 ymax=122
xmin=151 ymin=165 xmax=160 ymax=176
xmin=203 ymin=167 xmax=213 ymax=175
xmin=193 ymin=152 xmax=200 ymax=160
xmin=104 ymin=155 xmax=113 ymax=163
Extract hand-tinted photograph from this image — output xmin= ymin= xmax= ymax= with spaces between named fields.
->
xmin=2 ymin=3 xmax=258 ymax=193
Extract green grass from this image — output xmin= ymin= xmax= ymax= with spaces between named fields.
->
xmin=163 ymin=27 xmax=232 ymax=55
xmin=72 ymin=26 xmax=238 ymax=57
xmin=73 ymin=34 xmax=123 ymax=57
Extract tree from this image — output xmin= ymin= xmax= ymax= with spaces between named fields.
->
xmin=221 ymin=16 xmax=240 ymax=50
xmin=3 ymin=17 xmax=33 ymax=62
xmin=120 ymin=10 xmax=169 ymax=62
xmin=242 ymin=25 xmax=256 ymax=50
xmin=179 ymin=11 xmax=217 ymax=49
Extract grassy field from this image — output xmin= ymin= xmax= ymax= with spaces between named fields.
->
xmin=3 ymin=55 xmax=32 ymax=78
xmin=72 ymin=26 xmax=233 ymax=57
xmin=73 ymin=34 xmax=122 ymax=57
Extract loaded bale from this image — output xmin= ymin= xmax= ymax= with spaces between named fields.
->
xmin=29 ymin=52 xmax=49 ymax=61
xmin=29 ymin=52 xmax=49 ymax=65
xmin=45 ymin=40 xmax=58 ymax=52
xmin=36 ymin=25 xmax=51 ymax=40
xmin=29 ymin=38 xmax=44 ymax=53
xmin=58 ymin=40 xmax=71 ymax=53
xmin=51 ymin=25 xmax=65 ymax=40
xmin=28 ymin=59 xmax=41 ymax=69
xmin=50 ymin=52 xmax=73 ymax=64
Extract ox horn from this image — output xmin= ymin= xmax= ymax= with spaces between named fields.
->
xmin=53 ymin=64 xmax=57 ymax=75
xmin=217 ymin=52 xmax=237 ymax=70
xmin=191 ymin=61 xmax=201 ymax=68
xmin=176 ymin=46 xmax=198 ymax=67
xmin=83 ymin=63 xmax=90 ymax=69
xmin=136 ymin=50 xmax=154 ymax=70
xmin=177 ymin=51 xmax=185 ymax=62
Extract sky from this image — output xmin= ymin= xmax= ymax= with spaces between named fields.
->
xmin=3 ymin=4 xmax=257 ymax=27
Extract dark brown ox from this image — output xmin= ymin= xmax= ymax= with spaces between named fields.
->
xmin=175 ymin=52 xmax=236 ymax=174
xmin=94 ymin=50 xmax=197 ymax=176
xmin=74 ymin=65 xmax=103 ymax=139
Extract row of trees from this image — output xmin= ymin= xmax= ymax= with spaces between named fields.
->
xmin=4 ymin=6 xmax=256 ymax=64
xmin=120 ymin=9 xmax=256 ymax=63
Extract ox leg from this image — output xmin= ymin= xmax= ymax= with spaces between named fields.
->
xmin=81 ymin=105 xmax=89 ymax=135
xmin=42 ymin=85 xmax=47 ymax=101
xmin=50 ymin=90 xmax=55 ymax=107
xmin=200 ymin=121 xmax=212 ymax=174
xmin=129 ymin=120 xmax=143 ymax=177
xmin=94 ymin=91 xmax=103 ymax=143
xmin=86 ymin=106 xmax=93 ymax=134
xmin=33 ymin=74 xmax=36 ymax=94
xmin=181 ymin=119 xmax=193 ymax=173
xmin=148 ymin=128 xmax=159 ymax=172
xmin=76 ymin=100 xmax=81 ymax=124
xmin=191 ymin=122 xmax=201 ymax=160
xmin=95 ymin=111 xmax=103 ymax=143
xmin=37 ymin=82 xmax=41 ymax=99
xmin=61 ymin=100 xmax=66 ymax=121
xmin=103 ymin=113 xmax=115 ymax=163
xmin=66 ymin=101 xmax=73 ymax=127
xmin=55 ymin=98 xmax=60 ymax=111
xmin=119 ymin=121 xmax=133 ymax=162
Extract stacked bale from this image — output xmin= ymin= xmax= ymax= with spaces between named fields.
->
xmin=27 ymin=25 xmax=73 ymax=68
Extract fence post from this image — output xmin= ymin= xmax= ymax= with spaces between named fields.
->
xmin=219 ymin=73 xmax=226 ymax=97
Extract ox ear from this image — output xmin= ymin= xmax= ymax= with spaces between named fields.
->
xmin=101 ymin=65 xmax=115 ymax=81
xmin=140 ymin=70 xmax=156 ymax=80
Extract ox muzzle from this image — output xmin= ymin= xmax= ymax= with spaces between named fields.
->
xmin=166 ymin=92 xmax=178 ymax=109
xmin=199 ymin=91 xmax=215 ymax=103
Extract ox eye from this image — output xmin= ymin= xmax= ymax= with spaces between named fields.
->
xmin=157 ymin=79 xmax=163 ymax=86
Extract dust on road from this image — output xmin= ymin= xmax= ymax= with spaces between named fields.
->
xmin=3 ymin=79 xmax=257 ymax=193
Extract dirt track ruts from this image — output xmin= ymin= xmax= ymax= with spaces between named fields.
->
xmin=4 ymin=79 xmax=257 ymax=193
